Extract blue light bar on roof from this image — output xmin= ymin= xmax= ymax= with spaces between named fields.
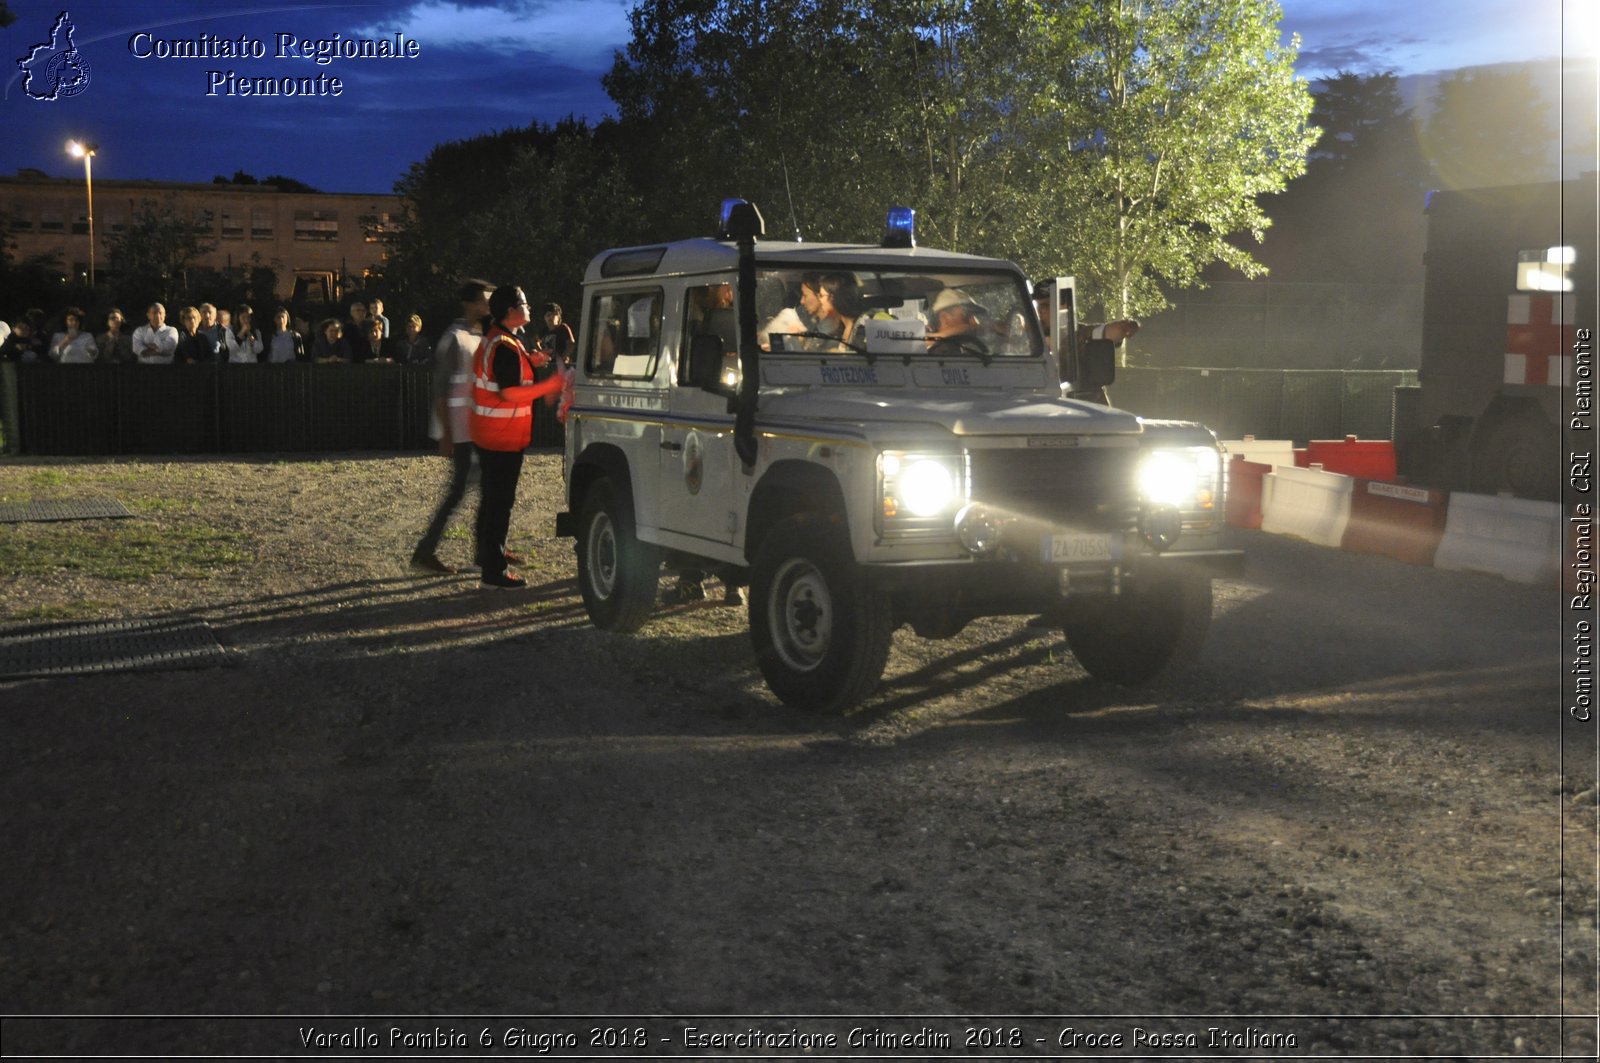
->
xmin=883 ymin=206 xmax=916 ymax=248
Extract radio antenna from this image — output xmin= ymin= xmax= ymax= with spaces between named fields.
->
xmin=780 ymin=150 xmax=802 ymax=242
xmin=774 ymin=73 xmax=803 ymax=241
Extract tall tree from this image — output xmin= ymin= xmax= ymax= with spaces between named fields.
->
xmin=605 ymin=0 xmax=1316 ymax=320
xmin=104 ymin=198 xmax=218 ymax=308
xmin=1253 ymin=70 xmax=1432 ymax=283
xmin=382 ymin=119 xmax=642 ymax=326
xmin=1044 ymin=0 xmax=1317 ymax=318
xmin=1423 ymin=65 xmax=1558 ymax=189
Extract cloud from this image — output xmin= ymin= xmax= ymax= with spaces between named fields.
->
xmin=352 ymin=0 xmax=633 ymax=69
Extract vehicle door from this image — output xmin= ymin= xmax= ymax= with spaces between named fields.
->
xmin=659 ymin=280 xmax=740 ymax=546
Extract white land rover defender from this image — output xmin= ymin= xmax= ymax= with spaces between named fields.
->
xmin=555 ymin=201 xmax=1243 ymax=713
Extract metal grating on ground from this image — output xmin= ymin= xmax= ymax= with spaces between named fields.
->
xmin=0 ymin=497 xmax=133 ymax=523
xmin=0 ymin=619 xmax=229 ymax=680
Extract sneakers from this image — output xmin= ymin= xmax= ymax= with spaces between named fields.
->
xmin=410 ymin=552 xmax=455 ymax=575
xmin=501 ymin=548 xmax=525 ymax=566
xmin=480 ymin=569 xmax=527 ymax=589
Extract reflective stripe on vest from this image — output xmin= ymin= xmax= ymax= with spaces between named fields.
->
xmin=469 ymin=330 xmax=538 ymax=451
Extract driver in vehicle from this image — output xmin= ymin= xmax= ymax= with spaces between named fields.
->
xmin=925 ymin=288 xmax=988 ymax=354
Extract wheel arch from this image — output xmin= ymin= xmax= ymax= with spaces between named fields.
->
xmin=745 ymin=461 xmax=849 ymax=564
xmin=569 ymin=443 xmax=636 ymax=519
xmin=1470 ymin=396 xmax=1553 ymax=443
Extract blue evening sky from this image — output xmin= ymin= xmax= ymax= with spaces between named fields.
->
xmin=0 ymin=0 xmax=1590 ymax=193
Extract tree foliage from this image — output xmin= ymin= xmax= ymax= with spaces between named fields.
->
xmin=104 ymin=198 xmax=218 ymax=308
xmin=1253 ymin=70 xmax=1432 ymax=284
xmin=1422 ymin=66 xmax=1557 ymax=190
xmin=604 ymin=0 xmax=1316 ymax=319
xmin=1044 ymin=0 xmax=1317 ymax=316
xmin=382 ymin=119 xmax=642 ymax=329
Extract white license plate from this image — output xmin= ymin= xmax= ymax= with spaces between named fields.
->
xmin=1042 ymin=532 xmax=1120 ymax=563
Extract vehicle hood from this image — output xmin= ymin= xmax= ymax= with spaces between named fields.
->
xmin=758 ymin=388 xmax=1144 ymax=437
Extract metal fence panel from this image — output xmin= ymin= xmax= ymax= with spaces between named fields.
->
xmin=117 ymin=365 xmax=220 ymax=454
xmin=0 ymin=365 xmax=1416 ymax=455
xmin=219 ymin=365 xmax=313 ymax=452
xmin=1340 ymin=372 xmax=1411 ymax=440
xmin=17 ymin=364 xmax=120 ymax=455
xmin=1279 ymin=372 xmax=1349 ymax=441
xmin=310 ymin=364 xmax=407 ymax=451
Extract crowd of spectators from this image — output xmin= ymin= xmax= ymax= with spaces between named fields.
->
xmin=0 ymin=295 xmax=439 ymax=368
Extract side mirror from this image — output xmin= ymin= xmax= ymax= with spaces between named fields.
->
xmin=686 ymin=333 xmax=734 ymax=395
xmin=1076 ymin=338 xmax=1116 ymax=394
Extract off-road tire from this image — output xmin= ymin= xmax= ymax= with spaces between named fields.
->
xmin=1473 ymin=415 xmax=1559 ymax=501
xmin=575 ymin=478 xmax=660 ymax=632
xmin=1063 ymin=569 xmax=1212 ymax=686
xmin=749 ymin=517 xmax=893 ymax=714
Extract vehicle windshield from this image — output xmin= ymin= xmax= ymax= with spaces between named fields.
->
xmin=754 ymin=267 xmax=1040 ymax=362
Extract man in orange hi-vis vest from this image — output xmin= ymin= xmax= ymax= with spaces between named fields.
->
xmin=469 ymin=285 xmax=563 ymax=589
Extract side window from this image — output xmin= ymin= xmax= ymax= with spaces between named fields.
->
xmin=587 ymin=290 xmax=663 ymax=379
xmin=1517 ymin=247 xmax=1575 ymax=293
xmin=682 ymin=282 xmax=738 ymax=385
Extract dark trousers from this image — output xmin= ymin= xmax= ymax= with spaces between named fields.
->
xmin=414 ymin=441 xmax=475 ymax=557
xmin=474 ymin=445 xmax=524 ymax=576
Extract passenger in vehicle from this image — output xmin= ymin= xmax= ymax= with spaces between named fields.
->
xmin=759 ymin=272 xmax=862 ymax=352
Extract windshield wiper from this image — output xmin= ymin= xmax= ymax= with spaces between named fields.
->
xmin=770 ymin=330 xmax=874 ymax=364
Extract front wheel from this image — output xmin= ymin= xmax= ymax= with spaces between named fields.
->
xmin=749 ymin=517 xmax=893 ymax=714
xmin=1062 ymin=570 xmax=1212 ymax=686
xmin=575 ymin=478 xmax=660 ymax=632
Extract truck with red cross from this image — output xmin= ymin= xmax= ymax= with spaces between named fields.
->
xmin=1394 ymin=172 xmax=1595 ymax=501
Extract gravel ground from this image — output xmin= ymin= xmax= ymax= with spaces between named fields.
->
xmin=0 ymin=452 xmax=1595 ymax=1060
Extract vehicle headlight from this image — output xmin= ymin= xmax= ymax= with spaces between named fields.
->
xmin=1137 ymin=446 xmax=1221 ymax=513
xmin=880 ymin=450 xmax=966 ymax=538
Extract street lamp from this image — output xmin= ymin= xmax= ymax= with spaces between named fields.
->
xmin=66 ymin=139 xmax=97 ymax=288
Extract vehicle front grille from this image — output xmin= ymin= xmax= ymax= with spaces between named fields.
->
xmin=968 ymin=445 xmax=1139 ymax=532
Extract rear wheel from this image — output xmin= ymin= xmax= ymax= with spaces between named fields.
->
xmin=575 ymin=478 xmax=660 ymax=632
xmin=749 ymin=517 xmax=893 ymax=714
xmin=1062 ymin=570 xmax=1212 ymax=686
xmin=1473 ymin=415 xmax=1559 ymax=501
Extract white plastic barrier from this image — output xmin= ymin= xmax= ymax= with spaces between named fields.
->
xmin=1260 ymin=465 xmax=1354 ymax=548
xmin=1221 ymin=436 xmax=1298 ymax=468
xmin=1433 ymin=492 xmax=1563 ymax=585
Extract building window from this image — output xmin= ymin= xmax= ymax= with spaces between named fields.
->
xmin=221 ymin=211 xmax=244 ymax=240
xmin=251 ymin=209 xmax=273 ymax=240
xmin=39 ymin=213 xmax=64 ymax=233
xmin=107 ymin=215 xmax=126 ymax=235
xmin=365 ymin=211 xmax=400 ymax=243
xmin=10 ymin=214 xmax=34 ymax=232
xmin=72 ymin=214 xmax=90 ymax=235
xmin=294 ymin=210 xmax=339 ymax=242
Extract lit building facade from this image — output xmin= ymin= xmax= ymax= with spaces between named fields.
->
xmin=1 ymin=170 xmax=401 ymax=304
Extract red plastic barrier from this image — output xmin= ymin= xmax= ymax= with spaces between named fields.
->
xmin=1293 ymin=448 xmax=1310 ymax=468
xmin=1305 ymin=435 xmax=1398 ymax=481
xmin=1340 ymin=478 xmax=1449 ymax=566
xmin=1226 ymin=456 xmax=1271 ymax=529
